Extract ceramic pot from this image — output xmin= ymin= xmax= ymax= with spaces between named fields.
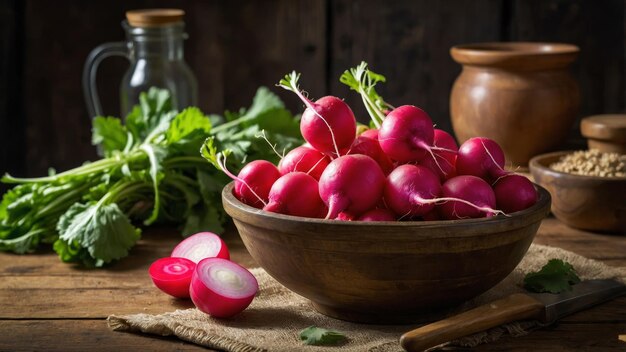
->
xmin=450 ymin=42 xmax=580 ymax=166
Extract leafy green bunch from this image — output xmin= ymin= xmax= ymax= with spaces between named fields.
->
xmin=0 ymin=87 xmax=301 ymax=267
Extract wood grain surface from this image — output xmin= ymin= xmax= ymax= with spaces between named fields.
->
xmin=330 ymin=0 xmax=503 ymax=132
xmin=0 ymin=218 xmax=625 ymax=351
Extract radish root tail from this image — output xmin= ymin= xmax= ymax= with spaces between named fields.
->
xmin=417 ymin=140 xmax=446 ymax=176
xmin=305 ymin=156 xmax=327 ymax=176
xmin=416 ymin=195 xmax=508 ymax=217
xmin=480 ymin=139 xmax=507 ymax=175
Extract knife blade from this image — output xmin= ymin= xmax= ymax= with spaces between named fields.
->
xmin=400 ymin=279 xmax=626 ymax=352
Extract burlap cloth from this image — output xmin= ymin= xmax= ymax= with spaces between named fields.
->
xmin=108 ymin=244 xmax=626 ymax=351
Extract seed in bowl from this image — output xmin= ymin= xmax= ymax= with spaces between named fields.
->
xmin=550 ymin=149 xmax=625 ymax=177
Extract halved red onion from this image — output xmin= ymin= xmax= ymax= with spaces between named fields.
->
xmin=149 ymin=257 xmax=196 ymax=298
xmin=190 ymin=258 xmax=258 ymax=318
xmin=171 ymin=232 xmax=230 ymax=263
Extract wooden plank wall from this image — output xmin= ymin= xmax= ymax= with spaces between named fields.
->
xmin=0 ymin=0 xmax=25 ymax=183
xmin=0 ymin=0 xmax=624 ymax=179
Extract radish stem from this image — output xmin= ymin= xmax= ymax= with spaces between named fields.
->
xmin=255 ymin=129 xmax=285 ymax=159
xmin=340 ymin=62 xmax=391 ymax=127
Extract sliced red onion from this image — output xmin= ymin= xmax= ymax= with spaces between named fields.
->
xmin=190 ymin=258 xmax=258 ymax=318
xmin=149 ymin=257 xmax=196 ymax=298
xmin=171 ymin=232 xmax=230 ymax=263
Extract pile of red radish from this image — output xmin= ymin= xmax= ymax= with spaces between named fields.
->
xmin=148 ymin=232 xmax=258 ymax=318
xmin=220 ymin=71 xmax=537 ymax=221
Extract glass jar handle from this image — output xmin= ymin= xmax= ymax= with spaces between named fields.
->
xmin=82 ymin=42 xmax=129 ymax=118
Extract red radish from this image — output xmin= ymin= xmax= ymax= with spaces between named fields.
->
xmin=456 ymin=137 xmax=507 ymax=182
xmin=433 ymin=129 xmax=458 ymax=164
xmin=384 ymin=164 xmax=442 ymax=217
xmin=278 ymin=146 xmax=330 ymax=180
xmin=423 ymin=129 xmax=459 ymax=181
xmin=278 ymin=72 xmax=356 ymax=156
xmin=438 ymin=175 xmax=501 ymax=220
xmin=348 ymin=135 xmax=394 ymax=174
xmin=301 ymin=96 xmax=356 ymax=156
xmin=319 ymin=154 xmax=386 ymax=219
xmin=361 ymin=128 xmax=379 ymax=140
xmin=493 ymin=174 xmax=538 ymax=213
xmin=358 ymin=208 xmax=397 ymax=221
xmin=217 ymin=155 xmax=281 ymax=208
xmin=190 ymin=258 xmax=258 ymax=318
xmin=171 ymin=232 xmax=230 ymax=263
xmin=378 ymin=105 xmax=436 ymax=163
xmin=420 ymin=154 xmax=456 ymax=182
xmin=149 ymin=257 xmax=196 ymax=298
xmin=263 ymin=172 xmax=326 ymax=218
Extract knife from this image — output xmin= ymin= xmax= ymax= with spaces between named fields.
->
xmin=400 ymin=279 xmax=626 ymax=351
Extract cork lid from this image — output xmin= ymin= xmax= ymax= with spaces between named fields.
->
xmin=581 ymin=115 xmax=626 ymax=143
xmin=126 ymin=9 xmax=184 ymax=27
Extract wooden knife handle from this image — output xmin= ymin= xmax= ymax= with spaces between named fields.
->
xmin=400 ymin=293 xmax=544 ymax=352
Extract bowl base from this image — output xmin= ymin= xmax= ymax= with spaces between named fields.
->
xmin=310 ymin=301 xmax=458 ymax=325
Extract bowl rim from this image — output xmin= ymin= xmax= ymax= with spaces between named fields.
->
xmin=529 ymin=151 xmax=626 ymax=181
xmin=450 ymin=42 xmax=579 ymax=68
xmin=221 ymin=181 xmax=552 ymax=238
xmin=451 ymin=42 xmax=580 ymax=55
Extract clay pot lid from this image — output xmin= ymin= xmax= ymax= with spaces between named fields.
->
xmin=450 ymin=42 xmax=579 ymax=70
xmin=126 ymin=9 xmax=184 ymax=27
xmin=581 ymin=115 xmax=626 ymax=142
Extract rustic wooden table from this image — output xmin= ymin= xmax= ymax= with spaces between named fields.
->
xmin=1 ymin=218 xmax=624 ymax=351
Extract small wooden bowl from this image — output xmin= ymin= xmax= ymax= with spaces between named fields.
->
xmin=222 ymin=183 xmax=551 ymax=323
xmin=530 ymin=151 xmax=626 ymax=233
xmin=580 ymin=115 xmax=626 ymax=154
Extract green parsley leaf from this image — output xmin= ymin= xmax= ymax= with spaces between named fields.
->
xmin=299 ymin=326 xmax=346 ymax=346
xmin=92 ymin=116 xmax=129 ymax=155
xmin=126 ymin=88 xmax=176 ymax=142
xmin=206 ymin=87 xmax=301 ymax=169
xmin=53 ymin=237 xmax=100 ymax=267
xmin=57 ymin=202 xmax=141 ymax=266
xmin=0 ymin=183 xmax=35 ymax=223
xmin=242 ymin=86 xmax=285 ymax=118
xmin=0 ymin=231 xmax=42 ymax=254
xmin=165 ymin=107 xmax=212 ymax=145
xmin=524 ymin=259 xmax=581 ymax=294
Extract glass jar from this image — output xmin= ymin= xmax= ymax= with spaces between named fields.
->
xmin=83 ymin=9 xmax=198 ymax=118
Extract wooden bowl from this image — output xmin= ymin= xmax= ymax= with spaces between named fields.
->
xmin=530 ymin=151 xmax=626 ymax=233
xmin=222 ymin=182 xmax=551 ymax=323
xmin=580 ymin=115 xmax=626 ymax=154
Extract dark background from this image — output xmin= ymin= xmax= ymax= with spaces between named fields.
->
xmin=0 ymin=0 xmax=624 ymax=180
